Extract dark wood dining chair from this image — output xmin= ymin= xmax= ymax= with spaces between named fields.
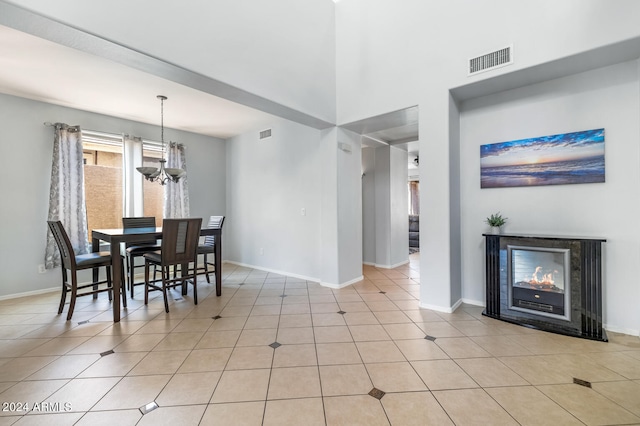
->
xmin=122 ymin=217 xmax=160 ymax=298
xmin=47 ymin=220 xmax=126 ymax=321
xmin=143 ymin=217 xmax=202 ymax=313
xmin=196 ymin=215 xmax=225 ymax=283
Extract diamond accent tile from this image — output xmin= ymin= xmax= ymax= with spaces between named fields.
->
xmin=1 ymin=237 xmax=637 ymax=426
xmin=573 ymin=377 xmax=592 ymax=388
xmin=139 ymin=401 xmax=159 ymax=415
xmin=368 ymin=387 xmax=386 ymax=400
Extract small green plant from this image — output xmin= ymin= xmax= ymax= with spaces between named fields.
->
xmin=486 ymin=212 xmax=507 ymax=227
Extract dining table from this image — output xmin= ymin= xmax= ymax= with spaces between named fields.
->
xmin=91 ymin=226 xmax=222 ymax=322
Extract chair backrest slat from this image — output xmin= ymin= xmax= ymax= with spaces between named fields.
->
xmin=203 ymin=216 xmax=225 ymax=247
xmin=161 ymin=218 xmax=202 ymax=265
xmin=175 ymin=221 xmax=188 ymax=254
xmin=122 ymin=217 xmax=157 ymax=247
xmin=47 ymin=220 xmax=76 ymax=269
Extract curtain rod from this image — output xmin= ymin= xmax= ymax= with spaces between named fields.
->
xmin=43 ymin=122 xmax=81 ymax=131
xmin=44 ymin=123 xmax=184 ymax=147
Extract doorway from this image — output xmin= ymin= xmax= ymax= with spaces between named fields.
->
xmin=340 ymin=106 xmax=419 ymax=267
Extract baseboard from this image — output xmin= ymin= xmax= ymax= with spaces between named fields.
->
xmin=374 ymin=259 xmax=409 ymax=269
xmin=461 ymin=298 xmax=485 ymax=307
xmin=603 ymin=324 xmax=640 ymax=337
xmin=224 ymin=261 xmax=365 ymax=289
xmin=0 ymin=286 xmax=58 ymax=301
xmin=321 ymin=275 xmax=364 ymax=289
xmin=419 ymin=298 xmax=463 ymax=314
xmin=224 ymin=260 xmax=320 ymax=283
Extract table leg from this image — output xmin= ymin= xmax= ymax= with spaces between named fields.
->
xmin=215 ymin=233 xmax=222 ymax=296
xmin=111 ymin=238 xmax=122 ymax=322
xmin=92 ymin=237 xmax=100 ymax=299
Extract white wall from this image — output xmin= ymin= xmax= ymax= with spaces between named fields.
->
xmin=225 ymin=122 xmax=364 ymax=286
xmin=336 ymin=0 xmax=640 ymax=124
xmin=225 ymin=118 xmax=323 ymax=280
xmin=374 ymin=147 xmax=392 ymax=266
xmin=5 ymin=0 xmax=337 ymax=123
xmin=336 ymin=128 xmax=364 ymax=283
xmin=448 ymin=94 xmax=462 ymax=305
xmin=336 ymin=0 xmax=640 ymax=331
xmin=389 ymin=147 xmax=409 ymax=267
xmin=363 ymin=145 xmax=409 ymax=268
xmin=362 ymin=147 xmax=376 ymax=264
xmin=0 ymin=93 xmax=225 ymax=298
xmin=459 ymin=61 xmax=640 ymax=334
xmin=319 ymin=127 xmax=340 ymax=285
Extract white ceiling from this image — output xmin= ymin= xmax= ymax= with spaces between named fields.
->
xmin=0 ymin=19 xmax=421 ymax=166
xmin=0 ymin=24 xmax=279 ymax=139
xmin=341 ymin=106 xmax=420 ymax=169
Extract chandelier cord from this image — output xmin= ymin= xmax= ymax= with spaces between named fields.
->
xmin=159 ymin=95 xmax=167 ymax=162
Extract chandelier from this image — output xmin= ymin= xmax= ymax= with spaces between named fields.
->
xmin=136 ymin=95 xmax=186 ymax=185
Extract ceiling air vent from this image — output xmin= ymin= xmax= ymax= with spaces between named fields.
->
xmin=259 ymin=128 xmax=272 ymax=140
xmin=469 ymin=45 xmax=513 ymax=76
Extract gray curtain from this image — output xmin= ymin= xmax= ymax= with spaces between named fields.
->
xmin=164 ymin=142 xmax=190 ymax=218
xmin=45 ymin=123 xmax=89 ymax=268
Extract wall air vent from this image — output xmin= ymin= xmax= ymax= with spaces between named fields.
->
xmin=259 ymin=129 xmax=272 ymax=140
xmin=469 ymin=45 xmax=513 ymax=76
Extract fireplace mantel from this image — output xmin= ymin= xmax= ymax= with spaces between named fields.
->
xmin=483 ymin=233 xmax=607 ymax=341
xmin=483 ymin=233 xmax=606 ymax=243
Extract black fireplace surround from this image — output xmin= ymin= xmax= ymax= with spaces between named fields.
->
xmin=483 ymin=233 xmax=607 ymax=342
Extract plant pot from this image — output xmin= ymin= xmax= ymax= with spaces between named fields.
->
xmin=491 ymin=226 xmax=501 ymax=235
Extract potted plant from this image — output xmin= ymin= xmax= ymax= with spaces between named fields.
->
xmin=486 ymin=212 xmax=507 ymax=234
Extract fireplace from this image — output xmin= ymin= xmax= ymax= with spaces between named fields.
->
xmin=508 ymin=246 xmax=570 ymax=321
xmin=483 ymin=234 xmax=606 ymax=341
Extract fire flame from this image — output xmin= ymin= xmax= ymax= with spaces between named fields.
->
xmin=530 ymin=266 xmax=556 ymax=286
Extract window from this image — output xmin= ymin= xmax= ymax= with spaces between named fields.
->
xmin=83 ymin=131 xmax=124 ymax=234
xmin=82 ymin=130 xmax=164 ymax=238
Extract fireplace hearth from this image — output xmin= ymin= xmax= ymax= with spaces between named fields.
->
xmin=483 ymin=233 xmax=606 ymax=341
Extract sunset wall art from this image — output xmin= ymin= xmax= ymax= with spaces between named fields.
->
xmin=480 ymin=128 xmax=605 ymax=188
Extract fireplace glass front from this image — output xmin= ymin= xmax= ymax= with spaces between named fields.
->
xmin=507 ymin=245 xmax=571 ymax=321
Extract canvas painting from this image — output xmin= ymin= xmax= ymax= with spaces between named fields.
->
xmin=480 ymin=128 xmax=605 ymax=188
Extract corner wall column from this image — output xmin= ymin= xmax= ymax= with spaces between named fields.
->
xmin=419 ymin=90 xmax=462 ymax=311
xmin=320 ymin=127 xmax=363 ymax=287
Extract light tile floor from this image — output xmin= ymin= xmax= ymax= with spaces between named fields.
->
xmin=1 ymin=253 xmax=640 ymax=425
